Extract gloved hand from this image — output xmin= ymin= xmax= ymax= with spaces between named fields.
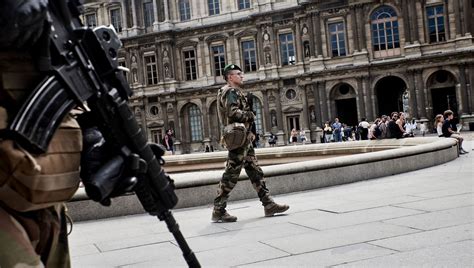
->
xmin=80 ymin=127 xmax=137 ymax=206
xmin=0 ymin=0 xmax=49 ymax=49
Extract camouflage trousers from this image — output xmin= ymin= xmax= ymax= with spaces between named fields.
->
xmin=0 ymin=203 xmax=71 ymax=268
xmin=214 ymin=142 xmax=273 ymax=210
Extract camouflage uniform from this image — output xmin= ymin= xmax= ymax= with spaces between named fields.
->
xmin=213 ymin=82 xmax=289 ymax=222
xmin=0 ymin=2 xmax=82 ymax=266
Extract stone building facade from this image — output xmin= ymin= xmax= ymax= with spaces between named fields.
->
xmin=83 ymin=0 xmax=474 ymax=153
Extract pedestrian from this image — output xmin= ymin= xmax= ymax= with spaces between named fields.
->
xmin=163 ymin=129 xmax=174 ymax=154
xmin=323 ymin=122 xmax=333 ymax=143
xmin=358 ymin=118 xmax=370 ymax=140
xmin=442 ymin=110 xmax=468 ymax=154
xmin=332 ymin=118 xmax=342 ymax=142
xmin=268 ymin=132 xmax=277 ymax=147
xmin=299 ymin=129 xmax=307 ymax=145
xmin=290 ymin=128 xmax=298 ymax=144
xmin=212 ymin=64 xmax=289 ymax=222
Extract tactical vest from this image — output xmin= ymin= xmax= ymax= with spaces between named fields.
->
xmin=0 ymin=51 xmax=82 ymax=212
xmin=216 ymin=85 xmax=250 ymax=150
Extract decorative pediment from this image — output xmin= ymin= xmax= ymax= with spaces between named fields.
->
xmin=235 ymin=29 xmax=258 ymax=38
xmin=147 ymin=120 xmax=164 ymax=127
xmin=205 ymin=34 xmax=228 ymax=43
xmin=176 ymin=40 xmax=198 ymax=48
xmin=283 ymin=106 xmax=303 ymax=113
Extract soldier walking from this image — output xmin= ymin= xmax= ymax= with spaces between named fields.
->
xmin=212 ymin=64 xmax=289 ymax=222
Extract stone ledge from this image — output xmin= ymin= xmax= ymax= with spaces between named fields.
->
xmin=68 ymin=137 xmax=459 ymax=221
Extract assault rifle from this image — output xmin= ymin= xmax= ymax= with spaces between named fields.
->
xmin=5 ymin=0 xmax=199 ymax=266
xmin=246 ymin=92 xmax=258 ymax=146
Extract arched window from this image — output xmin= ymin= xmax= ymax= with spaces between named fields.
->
xmin=188 ymin=104 xmax=202 ymax=141
xmin=371 ymin=6 xmax=400 ymax=56
xmin=252 ymin=96 xmax=263 ymax=134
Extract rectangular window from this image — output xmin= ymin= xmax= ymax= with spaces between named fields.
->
xmin=145 ymin=55 xmax=158 ymax=85
xmin=85 ymin=13 xmax=97 ymax=28
xmin=241 ymin=40 xmax=257 ymax=72
xmin=183 ymin=50 xmax=197 ymax=80
xmin=150 ymin=129 xmax=163 ymax=144
xmin=279 ymin=33 xmax=295 ymax=65
xmin=427 ymin=5 xmax=446 ymax=43
xmin=143 ymin=1 xmax=154 ymax=28
xmin=189 ymin=106 xmax=203 ymax=142
xmin=238 ymin=0 xmax=251 ymax=10
xmin=208 ymin=0 xmax=220 ymax=15
xmin=329 ymin=22 xmax=346 ymax=57
xmin=212 ymin=45 xmax=226 ymax=76
xmin=179 ymin=0 xmax=191 ymax=21
xmin=110 ymin=8 xmax=122 ymax=33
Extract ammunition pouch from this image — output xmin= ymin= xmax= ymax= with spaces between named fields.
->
xmin=0 ymin=116 xmax=82 ymax=212
xmin=222 ymin=123 xmax=248 ymax=151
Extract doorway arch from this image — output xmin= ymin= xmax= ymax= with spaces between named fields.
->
xmin=375 ymin=76 xmax=407 ymax=116
xmin=330 ymin=83 xmax=358 ymax=126
xmin=427 ymin=70 xmax=458 ymax=120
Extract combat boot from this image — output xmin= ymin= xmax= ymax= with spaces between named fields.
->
xmin=264 ymin=202 xmax=289 ymax=217
xmin=212 ymin=209 xmax=237 ymax=222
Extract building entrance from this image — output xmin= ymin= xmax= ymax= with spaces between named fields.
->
xmin=335 ymin=98 xmax=358 ymax=126
xmin=375 ymin=76 xmax=407 ymax=116
xmin=431 ymin=87 xmax=458 ymax=118
xmin=287 ymin=116 xmax=300 ymax=132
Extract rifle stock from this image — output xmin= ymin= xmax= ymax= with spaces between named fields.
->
xmin=4 ymin=0 xmax=200 ymax=266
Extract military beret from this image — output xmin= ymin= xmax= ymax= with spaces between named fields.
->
xmin=223 ymin=64 xmax=242 ymax=76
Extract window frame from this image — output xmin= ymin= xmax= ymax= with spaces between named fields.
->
xmin=370 ymin=5 xmax=401 ymax=58
xmin=279 ymin=32 xmax=295 ymax=66
xmin=328 ymin=21 xmax=347 ymax=57
xmin=179 ymin=0 xmax=191 ymax=21
xmin=188 ymin=104 xmax=203 ymax=142
xmin=426 ymin=4 xmax=446 ymax=43
xmin=144 ymin=55 xmax=158 ymax=85
xmin=241 ymin=39 xmax=258 ymax=72
xmin=143 ymin=1 xmax=154 ymax=28
xmin=252 ymin=96 xmax=263 ymax=134
xmin=208 ymin=0 xmax=220 ymax=16
xmin=211 ymin=44 xmax=226 ymax=76
xmin=109 ymin=7 xmax=122 ymax=33
xmin=85 ymin=13 xmax=97 ymax=28
xmin=183 ymin=49 xmax=198 ymax=81
xmin=238 ymin=0 xmax=251 ymax=10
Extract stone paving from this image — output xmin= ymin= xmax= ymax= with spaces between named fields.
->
xmin=69 ymin=139 xmax=473 ymax=267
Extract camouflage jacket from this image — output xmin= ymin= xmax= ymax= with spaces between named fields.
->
xmin=217 ymin=85 xmax=254 ymax=131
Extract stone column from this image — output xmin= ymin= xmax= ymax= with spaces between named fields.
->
xmin=453 ymin=0 xmax=462 ymax=36
xmin=152 ymin=0 xmax=159 ymax=31
xmin=350 ymin=5 xmax=360 ymax=52
xmin=163 ymin=0 xmax=170 ymax=21
xmin=409 ymin=0 xmax=419 ymax=42
xmin=407 ymin=70 xmax=419 ymax=119
xmin=468 ymin=64 xmax=474 ymax=114
xmin=312 ymin=12 xmax=323 ymax=56
xmin=263 ymin=89 xmax=271 ymax=132
xmin=161 ymin=101 xmax=169 ymax=130
xmin=458 ymin=64 xmax=469 ymax=115
xmin=301 ymin=85 xmax=310 ymax=131
xmin=415 ymin=70 xmax=427 ymax=119
xmin=319 ymin=81 xmax=328 ymax=122
xmin=362 ymin=76 xmax=373 ymax=120
xmin=274 ymin=88 xmax=285 ymax=145
xmin=172 ymin=101 xmax=182 ymax=154
xmin=295 ymin=19 xmax=303 ymax=63
xmin=130 ymin=0 xmax=139 ymax=35
xmin=312 ymin=83 xmax=322 ymax=125
xmin=357 ymin=5 xmax=366 ymax=50
xmin=200 ymin=97 xmax=210 ymax=139
xmin=121 ymin=0 xmax=128 ymax=31
xmin=357 ymin=77 xmax=365 ymax=120
xmin=402 ymin=0 xmax=412 ymax=43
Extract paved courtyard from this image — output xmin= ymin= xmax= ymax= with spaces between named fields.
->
xmin=69 ymin=140 xmax=473 ymax=267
